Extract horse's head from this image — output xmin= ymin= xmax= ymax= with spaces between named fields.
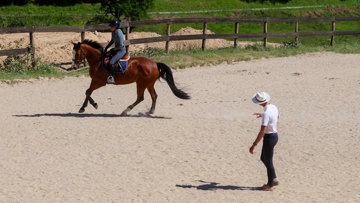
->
xmin=71 ymin=40 xmax=85 ymax=69
xmin=71 ymin=39 xmax=103 ymax=69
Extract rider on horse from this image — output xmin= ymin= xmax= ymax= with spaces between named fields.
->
xmin=104 ymin=20 xmax=126 ymax=83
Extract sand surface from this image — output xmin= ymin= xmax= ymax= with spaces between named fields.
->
xmin=0 ymin=52 xmax=359 ymax=202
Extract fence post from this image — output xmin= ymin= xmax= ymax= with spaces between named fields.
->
xmin=81 ymin=31 xmax=85 ymax=42
xmin=234 ymin=22 xmax=239 ymax=48
xmin=263 ymin=21 xmax=267 ymax=48
xmin=165 ymin=24 xmax=170 ymax=53
xmin=125 ymin=17 xmax=131 ymax=53
xmin=295 ymin=21 xmax=299 ymax=44
xmin=29 ymin=31 xmax=36 ymax=68
xmin=202 ymin=22 xmax=207 ymax=51
xmin=80 ymin=31 xmax=86 ymax=66
xmin=331 ymin=21 xmax=335 ymax=46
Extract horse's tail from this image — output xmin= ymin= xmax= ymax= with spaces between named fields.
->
xmin=157 ymin=62 xmax=190 ymax=100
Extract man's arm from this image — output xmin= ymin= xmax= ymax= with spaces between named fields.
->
xmin=249 ymin=125 xmax=267 ymax=154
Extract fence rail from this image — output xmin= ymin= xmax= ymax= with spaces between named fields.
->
xmin=0 ymin=16 xmax=359 ymax=67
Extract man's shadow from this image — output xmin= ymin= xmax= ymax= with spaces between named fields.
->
xmin=176 ymin=180 xmax=260 ymax=191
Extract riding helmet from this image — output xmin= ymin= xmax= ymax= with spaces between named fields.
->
xmin=109 ymin=20 xmax=120 ymax=28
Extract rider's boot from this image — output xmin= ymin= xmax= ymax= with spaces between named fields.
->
xmin=107 ymin=64 xmax=116 ymax=83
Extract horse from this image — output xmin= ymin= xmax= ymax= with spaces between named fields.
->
xmin=71 ymin=39 xmax=190 ymax=116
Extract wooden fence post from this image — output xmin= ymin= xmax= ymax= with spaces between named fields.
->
xmin=29 ymin=31 xmax=36 ymax=68
xmin=234 ymin=22 xmax=239 ymax=48
xmin=263 ymin=21 xmax=268 ymax=48
xmin=165 ymin=24 xmax=170 ymax=53
xmin=331 ymin=21 xmax=336 ymax=46
xmin=295 ymin=21 xmax=299 ymax=44
xmin=202 ymin=22 xmax=207 ymax=51
xmin=81 ymin=31 xmax=85 ymax=42
xmin=126 ymin=25 xmax=130 ymax=53
xmin=81 ymin=31 xmax=86 ymax=66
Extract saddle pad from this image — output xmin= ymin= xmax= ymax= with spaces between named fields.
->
xmin=102 ymin=57 xmax=128 ymax=73
xmin=117 ymin=61 xmax=128 ymax=73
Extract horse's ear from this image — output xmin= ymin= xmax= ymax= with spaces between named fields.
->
xmin=71 ymin=40 xmax=79 ymax=45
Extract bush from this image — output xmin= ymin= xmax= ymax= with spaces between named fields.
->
xmin=0 ymin=53 xmax=57 ymax=74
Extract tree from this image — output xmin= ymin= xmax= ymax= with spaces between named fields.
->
xmin=98 ymin=0 xmax=155 ymax=21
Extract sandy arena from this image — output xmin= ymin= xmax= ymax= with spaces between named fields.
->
xmin=0 ymin=28 xmax=360 ymax=202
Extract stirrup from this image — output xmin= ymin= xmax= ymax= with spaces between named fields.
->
xmin=107 ymin=75 xmax=115 ymax=83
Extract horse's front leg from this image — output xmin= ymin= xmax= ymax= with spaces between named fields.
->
xmin=79 ymin=97 xmax=89 ymax=113
xmin=79 ymin=80 xmax=103 ymax=113
xmin=88 ymin=97 xmax=98 ymax=109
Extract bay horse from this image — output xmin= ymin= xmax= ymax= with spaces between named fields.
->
xmin=71 ymin=39 xmax=190 ymax=116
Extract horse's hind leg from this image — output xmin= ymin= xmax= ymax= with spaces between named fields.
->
xmin=147 ymin=83 xmax=158 ymax=114
xmin=121 ymin=83 xmax=147 ymax=116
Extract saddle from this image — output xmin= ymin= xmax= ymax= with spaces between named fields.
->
xmin=102 ymin=52 xmax=130 ymax=73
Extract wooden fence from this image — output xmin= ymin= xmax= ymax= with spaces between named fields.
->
xmin=0 ymin=16 xmax=359 ymax=67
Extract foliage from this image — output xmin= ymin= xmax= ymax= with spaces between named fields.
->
xmin=97 ymin=0 xmax=155 ymax=21
xmin=136 ymin=47 xmax=165 ymax=58
xmin=0 ymin=54 xmax=58 ymax=74
xmin=0 ymin=4 xmax=100 ymax=27
xmin=0 ymin=41 xmax=59 ymax=79
xmin=241 ymin=0 xmax=291 ymax=3
xmin=0 ymin=0 xmax=97 ymax=6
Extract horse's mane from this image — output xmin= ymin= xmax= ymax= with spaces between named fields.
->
xmin=81 ymin=39 xmax=103 ymax=50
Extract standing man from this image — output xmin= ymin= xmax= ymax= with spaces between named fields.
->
xmin=249 ymin=92 xmax=279 ymax=191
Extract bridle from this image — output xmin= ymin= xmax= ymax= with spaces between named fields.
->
xmin=72 ymin=46 xmax=86 ymax=63
xmin=72 ymin=44 xmax=101 ymax=68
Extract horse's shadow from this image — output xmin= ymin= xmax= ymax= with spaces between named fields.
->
xmin=176 ymin=180 xmax=260 ymax=191
xmin=13 ymin=112 xmax=171 ymax=119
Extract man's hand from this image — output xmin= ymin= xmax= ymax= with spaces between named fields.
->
xmin=253 ymin=113 xmax=263 ymax=118
xmin=249 ymin=145 xmax=255 ymax=154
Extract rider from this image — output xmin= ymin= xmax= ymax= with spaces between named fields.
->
xmin=104 ymin=19 xmax=126 ymax=83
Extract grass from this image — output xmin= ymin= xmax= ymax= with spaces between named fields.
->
xmin=0 ymin=4 xmax=101 ymax=26
xmin=0 ymin=0 xmax=360 ymax=81
xmin=133 ymin=40 xmax=360 ymax=70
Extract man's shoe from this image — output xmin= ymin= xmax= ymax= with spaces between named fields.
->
xmin=260 ymin=184 xmax=274 ymax=191
xmin=107 ymin=76 xmax=115 ymax=83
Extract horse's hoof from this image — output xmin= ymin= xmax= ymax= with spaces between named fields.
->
xmin=121 ymin=107 xmax=131 ymax=116
xmin=79 ymin=108 xmax=85 ymax=113
xmin=93 ymin=103 xmax=98 ymax=109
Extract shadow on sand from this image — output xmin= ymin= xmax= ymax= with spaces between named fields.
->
xmin=13 ymin=112 xmax=170 ymax=119
xmin=176 ymin=180 xmax=261 ymax=191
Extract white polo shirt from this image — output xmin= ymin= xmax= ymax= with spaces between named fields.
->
xmin=261 ymin=104 xmax=278 ymax=134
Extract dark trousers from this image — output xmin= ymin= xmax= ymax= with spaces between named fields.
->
xmin=110 ymin=49 xmax=126 ymax=66
xmin=260 ymin=133 xmax=278 ymax=187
